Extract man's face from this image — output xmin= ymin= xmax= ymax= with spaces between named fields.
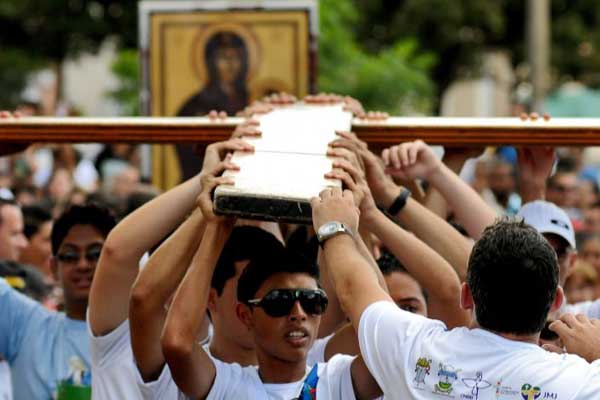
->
xmin=488 ymin=163 xmax=515 ymax=196
xmin=544 ymin=233 xmax=576 ymax=287
xmin=0 ymin=205 xmax=28 ymax=262
xmin=581 ymin=238 xmax=600 ymax=275
xmin=384 ymin=271 xmax=428 ymax=316
xmin=547 ymin=173 xmax=578 ymax=208
xmin=21 ymin=221 xmax=52 ymax=271
xmin=51 ymin=224 xmax=104 ymax=305
xmin=584 ymin=208 xmax=600 ymax=233
xmin=209 ymin=260 xmax=255 ymax=350
xmin=242 ymin=272 xmax=321 ymax=364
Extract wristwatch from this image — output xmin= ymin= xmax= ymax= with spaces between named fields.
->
xmin=317 ymin=221 xmax=353 ymax=247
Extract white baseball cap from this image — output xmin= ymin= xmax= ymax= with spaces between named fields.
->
xmin=517 ymin=200 xmax=576 ymax=249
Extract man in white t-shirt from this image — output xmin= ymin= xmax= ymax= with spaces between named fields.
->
xmin=88 ymin=138 xmax=254 ymax=400
xmin=311 ymin=185 xmax=600 ymax=400
xmin=158 ymin=179 xmax=381 ymax=400
xmin=519 ymin=200 xmax=600 ymax=319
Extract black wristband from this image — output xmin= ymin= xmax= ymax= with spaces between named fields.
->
xmin=387 ymin=188 xmax=411 ymax=215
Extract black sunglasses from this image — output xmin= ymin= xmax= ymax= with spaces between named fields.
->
xmin=246 ymin=288 xmax=328 ymax=318
xmin=56 ymin=246 xmax=102 ymax=264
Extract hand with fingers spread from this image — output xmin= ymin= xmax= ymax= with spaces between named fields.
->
xmin=382 ymin=140 xmax=442 ymax=182
xmin=546 ymin=314 xmax=600 ymax=362
xmin=197 ymin=161 xmax=236 ymax=223
xmin=201 ymin=138 xmax=254 ymax=174
xmin=230 ymin=119 xmax=261 ymax=139
xmin=236 ymin=101 xmax=274 ymax=118
xmin=330 ymin=131 xmax=399 ymax=209
xmin=311 ymin=188 xmax=360 ymax=235
xmin=356 ymin=110 xmax=389 ymax=121
xmin=341 ymin=96 xmax=365 ymax=117
xmin=326 ymin=157 xmax=377 ymax=218
xmin=206 ymin=110 xmax=228 ymax=120
xmin=262 ymin=92 xmax=297 ymax=105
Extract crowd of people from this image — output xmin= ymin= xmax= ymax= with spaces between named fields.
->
xmin=1 ymin=94 xmax=600 ymax=400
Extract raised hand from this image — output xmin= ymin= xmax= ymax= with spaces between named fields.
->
xmin=206 ymin=110 xmax=228 ymax=120
xmin=547 ymin=314 xmax=600 ymax=363
xmin=382 ymin=140 xmax=442 ymax=182
xmin=330 ymin=131 xmax=398 ymax=209
xmin=311 ymin=187 xmax=359 ymax=235
xmin=197 ymin=155 xmax=237 ymax=222
xmin=201 ymin=138 xmax=253 ymax=174
xmin=230 ymin=119 xmax=261 ymax=139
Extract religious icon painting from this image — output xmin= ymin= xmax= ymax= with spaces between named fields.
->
xmin=139 ymin=1 xmax=317 ymax=189
xmin=140 ymin=0 xmax=317 ymax=117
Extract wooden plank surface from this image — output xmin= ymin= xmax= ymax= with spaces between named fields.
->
xmin=214 ymin=105 xmax=351 ymax=222
xmin=1 ymin=116 xmax=600 ymax=145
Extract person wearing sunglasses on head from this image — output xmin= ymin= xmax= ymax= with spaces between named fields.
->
xmin=159 ymin=176 xmax=382 ymax=400
xmin=0 ymin=203 xmax=116 ymax=400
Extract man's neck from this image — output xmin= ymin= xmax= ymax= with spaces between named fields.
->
xmin=469 ymin=320 xmax=540 ymax=345
xmin=64 ymin=299 xmax=88 ymax=321
xmin=256 ymin=350 xmax=308 ymax=384
xmin=209 ymin=334 xmax=257 ymax=367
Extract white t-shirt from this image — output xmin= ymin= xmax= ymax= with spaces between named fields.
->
xmin=192 ymin=354 xmax=355 ymax=400
xmin=563 ymin=299 xmax=600 ymax=319
xmin=359 ymin=301 xmax=600 ymax=400
xmin=89 ymin=318 xmax=147 ymax=400
xmin=0 ymin=361 xmax=12 ymax=400
xmin=137 ymin=338 xmax=343 ymax=400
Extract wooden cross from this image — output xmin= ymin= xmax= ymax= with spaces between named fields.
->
xmin=2 ymin=116 xmax=600 ymax=146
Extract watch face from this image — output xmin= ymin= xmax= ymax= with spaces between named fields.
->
xmin=321 ymin=222 xmax=339 ymax=236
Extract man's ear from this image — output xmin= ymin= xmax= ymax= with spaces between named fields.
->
xmin=550 ymin=286 xmax=565 ymax=313
xmin=460 ymin=282 xmax=474 ymax=311
xmin=236 ymin=303 xmax=253 ymax=331
xmin=50 ymin=256 xmax=59 ymax=283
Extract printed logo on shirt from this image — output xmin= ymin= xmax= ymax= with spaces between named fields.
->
xmin=54 ymin=357 xmax=92 ymax=400
xmin=459 ymin=372 xmax=491 ymax=400
xmin=433 ymin=363 xmax=461 ymax=396
xmin=494 ymin=380 xmax=519 ymax=398
xmin=520 ymin=384 xmax=541 ymax=400
xmin=413 ymin=357 xmax=432 ymax=388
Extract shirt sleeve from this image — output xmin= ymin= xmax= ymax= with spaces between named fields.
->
xmin=205 ymin=358 xmax=247 ymax=399
xmin=87 ymin=316 xmax=131 ymax=369
xmin=306 ymin=334 xmax=333 ymax=366
xmin=133 ymin=360 xmax=179 ymax=400
xmin=0 ymin=277 xmax=47 ymax=362
xmin=317 ymin=355 xmax=356 ymax=400
xmin=357 ymin=300 xmax=444 ymax=392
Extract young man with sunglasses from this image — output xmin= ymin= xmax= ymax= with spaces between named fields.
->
xmin=158 ymin=178 xmax=381 ymax=400
xmin=0 ymin=204 xmax=116 ymax=400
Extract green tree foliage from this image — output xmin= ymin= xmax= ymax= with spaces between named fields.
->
xmin=354 ymin=0 xmax=600 ymax=97
xmin=107 ymin=49 xmax=139 ymax=116
xmin=0 ymin=0 xmax=137 ymax=107
xmin=319 ymin=0 xmax=436 ymax=113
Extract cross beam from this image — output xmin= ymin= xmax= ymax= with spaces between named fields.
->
xmin=1 ymin=116 xmax=600 ymax=146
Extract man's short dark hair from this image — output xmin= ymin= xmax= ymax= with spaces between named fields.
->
xmin=51 ymin=203 xmax=116 ymax=255
xmin=22 ymin=205 xmax=52 ymax=239
xmin=237 ymin=247 xmax=319 ymax=304
xmin=467 ymin=219 xmax=558 ymax=335
xmin=211 ymin=226 xmax=284 ymax=296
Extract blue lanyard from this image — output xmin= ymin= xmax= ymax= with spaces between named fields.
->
xmin=298 ymin=364 xmax=319 ymax=400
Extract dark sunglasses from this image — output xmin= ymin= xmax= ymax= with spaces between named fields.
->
xmin=56 ymin=247 xmax=102 ymax=264
xmin=246 ymin=288 xmax=328 ymax=318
